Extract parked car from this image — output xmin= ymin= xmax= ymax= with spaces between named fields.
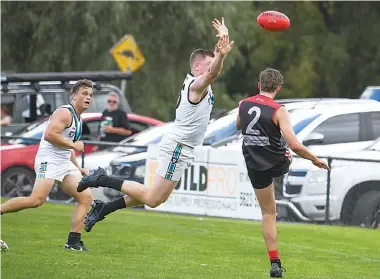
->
xmin=360 ymin=86 xmax=380 ymax=102
xmin=203 ymin=101 xmax=380 ymax=200
xmin=77 ymin=122 xmax=174 ymax=170
xmin=279 ymin=137 xmax=380 ymax=228
xmin=0 ymin=112 xmax=163 ymax=198
xmin=0 ymin=71 xmax=133 ymax=135
xmin=82 ymin=98 xmax=380 ymax=201
xmin=273 ymin=103 xmax=380 ymax=222
xmin=102 ymin=103 xmax=327 ymax=200
xmin=79 ymin=105 xmax=247 ymax=178
xmin=204 ymin=98 xmax=378 ymax=144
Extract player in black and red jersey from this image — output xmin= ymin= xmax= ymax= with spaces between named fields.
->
xmin=236 ymin=68 xmax=329 ymax=278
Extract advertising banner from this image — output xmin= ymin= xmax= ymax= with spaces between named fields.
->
xmin=144 ymin=145 xmax=262 ymax=220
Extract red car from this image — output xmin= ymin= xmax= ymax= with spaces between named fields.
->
xmin=1 ymin=112 xmax=163 ymax=198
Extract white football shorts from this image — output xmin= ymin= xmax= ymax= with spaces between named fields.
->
xmin=156 ymin=137 xmax=194 ymax=182
xmin=34 ymin=157 xmax=81 ymax=182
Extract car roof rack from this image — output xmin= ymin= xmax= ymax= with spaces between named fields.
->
xmin=0 ymin=70 xmax=132 ymax=84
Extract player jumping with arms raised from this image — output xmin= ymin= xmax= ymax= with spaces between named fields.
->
xmin=77 ymin=18 xmax=233 ymax=232
xmin=236 ymin=68 xmax=329 ymax=277
xmin=0 ymin=80 xmax=94 ymax=251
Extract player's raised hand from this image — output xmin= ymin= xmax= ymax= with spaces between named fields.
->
xmin=215 ymin=34 xmax=234 ymax=56
xmin=73 ymin=141 xmax=84 ymax=152
xmin=212 ymin=17 xmax=229 ymax=38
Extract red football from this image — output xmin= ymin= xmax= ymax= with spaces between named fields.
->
xmin=257 ymin=11 xmax=290 ymax=32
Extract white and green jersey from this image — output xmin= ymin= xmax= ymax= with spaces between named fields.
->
xmin=168 ymin=73 xmax=214 ymax=147
xmin=36 ymin=104 xmax=83 ymax=161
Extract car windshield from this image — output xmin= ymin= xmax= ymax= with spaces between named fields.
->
xmin=203 ymin=109 xmax=238 ymax=145
xmin=291 ymin=112 xmax=321 ymax=134
xmin=113 ymin=122 xmax=174 ymax=152
xmin=9 ymin=118 xmax=48 ymax=145
xmin=361 ymin=87 xmax=380 ymax=101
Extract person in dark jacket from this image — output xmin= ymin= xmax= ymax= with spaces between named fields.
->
xmin=99 ymin=92 xmax=132 ymax=147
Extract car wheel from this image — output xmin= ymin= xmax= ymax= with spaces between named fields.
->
xmin=352 ymin=190 xmax=380 ymax=228
xmin=1 ymin=167 xmax=35 ymax=198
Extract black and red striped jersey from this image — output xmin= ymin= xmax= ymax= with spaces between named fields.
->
xmin=239 ymin=94 xmax=289 ymax=170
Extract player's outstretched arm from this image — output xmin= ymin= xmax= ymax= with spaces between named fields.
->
xmin=190 ymin=35 xmax=234 ymax=95
xmin=190 ymin=17 xmax=234 ymax=95
xmin=44 ymin=108 xmax=83 ymax=152
xmin=275 ymin=107 xmax=329 ymax=169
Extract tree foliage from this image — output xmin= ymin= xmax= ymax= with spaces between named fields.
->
xmin=2 ymin=2 xmax=380 ymax=121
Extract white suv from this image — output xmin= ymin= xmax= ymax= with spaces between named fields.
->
xmin=281 ymin=137 xmax=380 ymax=228
xmin=221 ymin=100 xmax=380 ymax=155
xmin=277 ymin=104 xmax=380 ymax=226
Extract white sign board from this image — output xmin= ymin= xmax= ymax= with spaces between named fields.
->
xmin=144 ymin=144 xmax=262 ymax=220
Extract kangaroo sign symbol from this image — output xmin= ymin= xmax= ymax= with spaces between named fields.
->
xmin=110 ymin=35 xmax=145 ymax=72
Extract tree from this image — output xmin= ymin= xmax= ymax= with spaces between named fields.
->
xmin=2 ymin=2 xmax=380 ymax=121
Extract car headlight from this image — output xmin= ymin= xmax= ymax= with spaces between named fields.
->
xmin=304 ymin=169 xmax=327 ymax=195
xmin=134 ymin=164 xmax=145 ymax=179
xmin=308 ymin=169 xmax=327 ymax=184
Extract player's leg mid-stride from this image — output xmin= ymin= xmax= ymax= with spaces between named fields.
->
xmin=77 ymin=138 xmax=193 ymax=233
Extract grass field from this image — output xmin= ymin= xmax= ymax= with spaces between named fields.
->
xmin=1 ymin=201 xmax=378 ymax=279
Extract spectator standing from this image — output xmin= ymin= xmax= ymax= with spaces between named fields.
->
xmin=99 ymin=92 xmax=132 ymax=145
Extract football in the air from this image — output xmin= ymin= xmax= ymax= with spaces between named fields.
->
xmin=257 ymin=11 xmax=290 ymax=32
xmin=1 ymin=239 xmax=9 ymax=252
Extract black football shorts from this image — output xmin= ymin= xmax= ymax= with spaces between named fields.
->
xmin=247 ymin=159 xmax=290 ymax=189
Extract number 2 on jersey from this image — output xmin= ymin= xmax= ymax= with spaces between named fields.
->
xmin=246 ymin=106 xmax=261 ymax=135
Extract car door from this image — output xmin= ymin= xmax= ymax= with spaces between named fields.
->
xmin=369 ymin=112 xmax=380 ymax=140
xmin=306 ymin=113 xmax=373 ymax=154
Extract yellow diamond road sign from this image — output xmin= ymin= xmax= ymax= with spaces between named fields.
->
xmin=110 ymin=34 xmax=145 ymax=72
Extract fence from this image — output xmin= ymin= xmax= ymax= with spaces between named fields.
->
xmin=324 ymin=156 xmax=380 ymax=224
xmin=2 ymin=135 xmax=380 ymax=228
xmin=280 ymin=154 xmax=380 ymax=228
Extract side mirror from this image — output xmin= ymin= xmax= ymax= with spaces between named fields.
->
xmin=303 ymin=132 xmax=324 ymax=146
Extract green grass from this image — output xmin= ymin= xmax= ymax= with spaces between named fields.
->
xmin=1 ymin=201 xmax=378 ymax=279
